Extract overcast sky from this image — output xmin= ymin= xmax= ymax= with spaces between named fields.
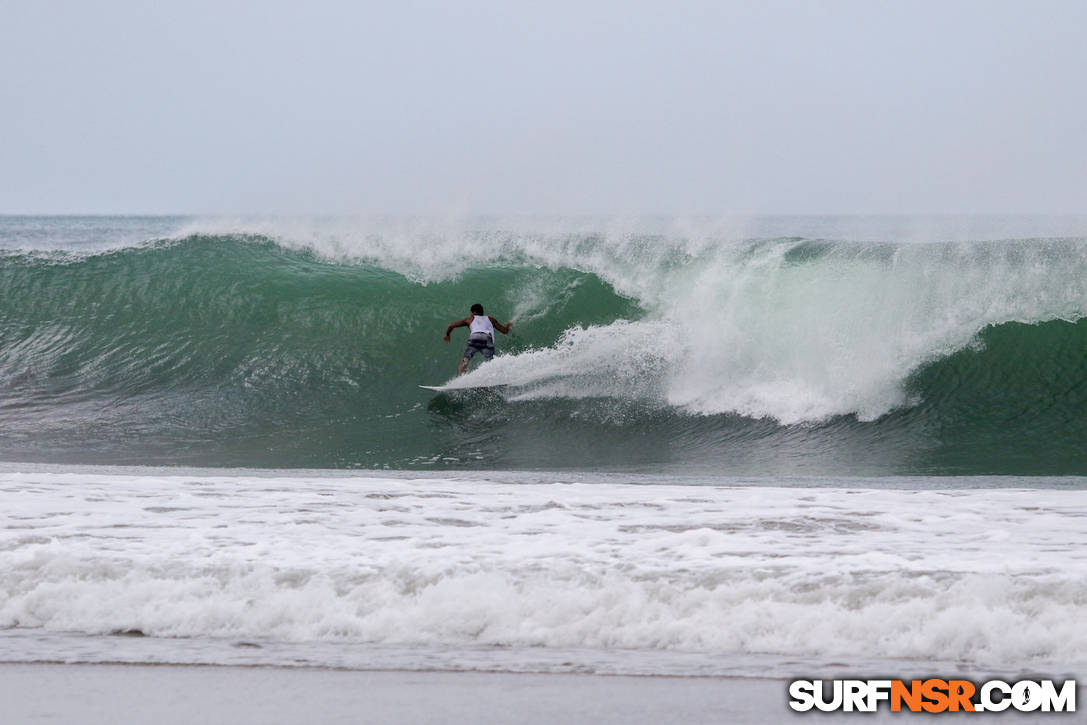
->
xmin=2 ymin=0 xmax=1085 ymax=215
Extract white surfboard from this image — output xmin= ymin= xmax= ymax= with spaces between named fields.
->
xmin=418 ymin=383 xmax=507 ymax=393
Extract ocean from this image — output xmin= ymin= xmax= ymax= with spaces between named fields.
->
xmin=1 ymin=215 xmax=1085 ymax=682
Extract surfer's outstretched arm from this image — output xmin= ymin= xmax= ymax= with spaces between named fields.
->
xmin=443 ymin=317 xmax=470 ymax=342
xmin=489 ymin=316 xmax=513 ymax=334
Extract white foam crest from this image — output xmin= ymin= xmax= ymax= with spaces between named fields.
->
xmin=657 ymin=241 xmax=1087 ymax=421
xmin=448 ymin=321 xmax=673 ymax=399
xmin=468 ymin=239 xmax=1087 ymax=422
xmin=465 ymin=240 xmax=1087 ymax=421
xmin=172 ymin=215 xmax=697 ymax=292
xmin=2 ymin=472 xmax=1087 ymax=670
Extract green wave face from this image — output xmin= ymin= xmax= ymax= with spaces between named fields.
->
xmin=3 ymin=226 xmax=1087 ymax=475
xmin=0 ymin=236 xmax=642 ymax=468
xmin=902 ymin=319 xmax=1087 ymax=474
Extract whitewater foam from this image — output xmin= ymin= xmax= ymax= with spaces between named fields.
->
xmin=441 ymin=236 xmax=1087 ymax=423
xmin=2 ymin=470 xmax=1085 ymax=673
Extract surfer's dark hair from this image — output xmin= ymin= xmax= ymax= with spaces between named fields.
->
xmin=470 ymin=303 xmax=484 ymax=315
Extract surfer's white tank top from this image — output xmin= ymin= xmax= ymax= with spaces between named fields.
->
xmin=469 ymin=315 xmax=495 ymax=336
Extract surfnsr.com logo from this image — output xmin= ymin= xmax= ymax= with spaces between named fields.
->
xmin=788 ymin=679 xmax=1076 ymax=713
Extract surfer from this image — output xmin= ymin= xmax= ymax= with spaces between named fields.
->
xmin=443 ymin=303 xmax=513 ymax=375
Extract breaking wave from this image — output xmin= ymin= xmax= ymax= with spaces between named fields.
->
xmin=2 ymin=220 xmax=1087 ymax=474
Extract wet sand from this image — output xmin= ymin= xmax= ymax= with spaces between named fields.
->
xmin=0 ymin=663 xmax=1065 ymax=724
xmin=0 ymin=663 xmax=790 ymax=724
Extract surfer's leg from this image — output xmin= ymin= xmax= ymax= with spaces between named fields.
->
xmin=460 ymin=344 xmax=478 ymax=375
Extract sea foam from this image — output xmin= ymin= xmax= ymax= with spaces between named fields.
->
xmin=2 ymin=471 xmax=1085 ymax=673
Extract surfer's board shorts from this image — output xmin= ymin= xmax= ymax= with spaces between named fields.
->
xmin=463 ymin=332 xmax=495 ymax=361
